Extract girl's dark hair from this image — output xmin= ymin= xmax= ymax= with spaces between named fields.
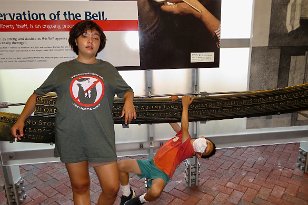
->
xmin=201 ymin=138 xmax=216 ymax=159
xmin=68 ymin=20 xmax=106 ymax=55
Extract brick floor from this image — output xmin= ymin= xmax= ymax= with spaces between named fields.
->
xmin=1 ymin=143 xmax=308 ymax=205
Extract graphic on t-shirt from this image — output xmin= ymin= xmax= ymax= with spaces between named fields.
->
xmin=70 ymin=74 xmax=105 ymax=109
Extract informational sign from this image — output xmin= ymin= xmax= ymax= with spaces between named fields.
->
xmin=0 ymin=1 xmax=139 ymax=69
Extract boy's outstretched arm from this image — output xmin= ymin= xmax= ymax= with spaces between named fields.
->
xmin=181 ymin=96 xmax=194 ymax=143
xmin=169 ymin=95 xmax=181 ymax=133
xmin=169 ymin=122 xmax=181 ymax=133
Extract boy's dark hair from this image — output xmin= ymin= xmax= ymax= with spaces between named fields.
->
xmin=201 ymin=138 xmax=216 ymax=159
xmin=68 ymin=20 xmax=106 ymax=55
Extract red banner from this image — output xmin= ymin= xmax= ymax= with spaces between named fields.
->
xmin=0 ymin=20 xmax=139 ymax=32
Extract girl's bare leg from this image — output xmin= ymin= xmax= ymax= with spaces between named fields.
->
xmin=94 ymin=162 xmax=120 ymax=205
xmin=66 ymin=161 xmax=91 ymax=205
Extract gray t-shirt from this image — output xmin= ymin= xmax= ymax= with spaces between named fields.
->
xmin=35 ymin=59 xmax=133 ymax=163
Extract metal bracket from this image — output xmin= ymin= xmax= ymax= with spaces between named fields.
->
xmin=2 ymin=166 xmax=26 ymax=205
xmin=184 ymin=156 xmax=200 ymax=187
xmin=297 ymin=148 xmax=308 ymax=173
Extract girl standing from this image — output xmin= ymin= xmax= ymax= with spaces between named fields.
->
xmin=11 ymin=20 xmax=136 ymax=205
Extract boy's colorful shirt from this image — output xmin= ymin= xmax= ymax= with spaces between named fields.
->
xmin=153 ymin=130 xmax=195 ymax=177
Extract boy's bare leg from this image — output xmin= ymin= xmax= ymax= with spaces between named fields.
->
xmin=118 ymin=159 xmax=142 ymax=185
xmin=144 ymin=178 xmax=165 ymax=202
xmin=118 ymin=159 xmax=143 ymax=204
xmin=118 ymin=160 xmax=166 ymax=202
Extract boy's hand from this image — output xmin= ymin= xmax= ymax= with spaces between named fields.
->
xmin=182 ymin=95 xmax=194 ymax=107
xmin=170 ymin=95 xmax=179 ymax=101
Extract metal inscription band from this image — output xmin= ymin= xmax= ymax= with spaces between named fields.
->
xmin=1 ymin=83 xmax=308 ymax=143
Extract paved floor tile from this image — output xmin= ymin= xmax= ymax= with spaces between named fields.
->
xmin=1 ymin=143 xmax=308 ymax=204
